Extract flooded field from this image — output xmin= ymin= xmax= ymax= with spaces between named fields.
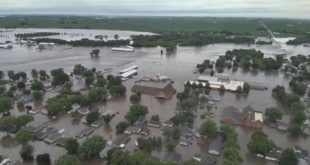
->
xmin=1 ymin=29 xmax=310 ymax=165
xmin=0 ymin=28 xmax=154 ymax=42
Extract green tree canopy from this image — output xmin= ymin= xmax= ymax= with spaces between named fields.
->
xmin=248 ymin=131 xmax=271 ymax=155
xmin=31 ymin=81 xmax=44 ymax=91
xmin=265 ymin=107 xmax=283 ymax=123
xmin=16 ymin=128 xmax=32 ymax=144
xmin=125 ymin=104 xmax=148 ymax=124
xmin=86 ymin=110 xmax=100 ymax=124
xmin=200 ymin=120 xmax=217 ymax=138
xmin=0 ymin=97 xmax=12 ymax=114
xmin=78 ymin=135 xmax=105 ymax=160
xmin=279 ymin=148 xmax=298 ymax=165
xmin=55 ymin=155 xmax=80 ymax=165
xmin=64 ymin=138 xmax=80 ymax=154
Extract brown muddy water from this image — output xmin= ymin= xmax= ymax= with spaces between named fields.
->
xmin=1 ymin=29 xmax=310 ymax=165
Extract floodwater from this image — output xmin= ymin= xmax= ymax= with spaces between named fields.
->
xmin=0 ymin=28 xmax=154 ymax=42
xmin=1 ymin=29 xmax=310 ymax=165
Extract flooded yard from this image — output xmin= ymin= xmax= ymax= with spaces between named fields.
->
xmin=1 ymin=29 xmax=310 ymax=165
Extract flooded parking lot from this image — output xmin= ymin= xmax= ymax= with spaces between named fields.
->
xmin=1 ymin=29 xmax=310 ymax=164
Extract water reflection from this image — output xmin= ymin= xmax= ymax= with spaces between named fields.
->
xmin=0 ymin=135 xmax=19 ymax=148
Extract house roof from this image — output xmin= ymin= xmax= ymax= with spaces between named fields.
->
xmin=243 ymin=105 xmax=256 ymax=113
xmin=133 ymin=116 xmax=146 ymax=127
xmin=163 ymin=152 xmax=183 ymax=164
xmin=125 ymin=126 xmax=140 ymax=133
xmin=113 ymin=134 xmax=130 ymax=146
xmin=276 ymin=120 xmax=288 ymax=127
xmin=132 ymin=81 xmax=176 ymax=99
xmin=201 ymin=153 xmax=218 ymax=165
xmin=178 ymin=125 xmax=193 ymax=138
xmin=221 ymin=106 xmax=243 ymax=124
xmin=45 ymin=132 xmax=62 ymax=143
xmin=140 ymin=127 xmax=150 ymax=135
xmin=208 ymin=139 xmax=223 ymax=153
xmin=76 ymin=127 xmax=94 ymax=138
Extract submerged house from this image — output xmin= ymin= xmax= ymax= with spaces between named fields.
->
xmin=208 ymin=139 xmax=223 ymax=156
xmin=220 ymin=106 xmax=263 ymax=129
xmin=163 ymin=152 xmax=183 ymax=165
xmin=131 ymin=80 xmax=176 ymax=99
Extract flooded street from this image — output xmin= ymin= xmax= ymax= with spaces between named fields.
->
xmin=1 ymin=29 xmax=310 ymax=165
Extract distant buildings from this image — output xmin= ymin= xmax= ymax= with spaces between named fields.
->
xmin=132 ymin=80 xmax=176 ymax=99
xmin=221 ymin=105 xmax=263 ymax=129
xmin=186 ymin=75 xmax=245 ymax=92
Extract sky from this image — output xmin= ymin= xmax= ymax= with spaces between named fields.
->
xmin=1 ymin=0 xmax=310 ymax=18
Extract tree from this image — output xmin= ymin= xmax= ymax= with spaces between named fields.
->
xmin=86 ymin=110 xmax=100 ymax=124
xmin=78 ymin=135 xmax=105 ymax=160
xmin=0 ymin=70 xmax=4 ymax=79
xmin=14 ymin=72 xmax=27 ymax=82
xmin=20 ymin=144 xmax=34 ymax=161
xmin=170 ymin=111 xmax=194 ymax=126
xmin=32 ymin=90 xmax=43 ymax=101
xmin=165 ymin=140 xmax=176 ymax=151
xmin=0 ymin=97 xmax=12 ymax=114
xmin=17 ymin=82 xmax=26 ymax=89
xmin=31 ymin=69 xmax=38 ymax=79
xmin=248 ymin=131 xmax=271 ymax=155
xmin=85 ymin=76 xmax=94 ymax=87
xmin=36 ymin=153 xmax=51 ymax=165
xmin=64 ymin=138 xmax=79 ymax=154
xmin=125 ymin=104 xmax=148 ymax=123
xmin=116 ymin=121 xmax=129 ymax=134
xmin=96 ymin=76 xmax=106 ymax=88
xmin=288 ymin=124 xmax=303 ymax=137
xmin=7 ymin=70 xmax=15 ymax=80
xmin=150 ymin=115 xmax=160 ymax=122
xmin=15 ymin=115 xmax=34 ymax=130
xmin=17 ymin=101 xmax=25 ymax=110
xmin=172 ymin=127 xmax=180 ymax=140
xmin=73 ymin=64 xmax=87 ymax=75
xmin=130 ymin=93 xmax=141 ymax=104
xmin=265 ymin=107 xmax=283 ymax=123
xmin=16 ymin=128 xmax=32 ymax=144
xmin=0 ymin=87 xmax=6 ymax=95
xmin=47 ymin=100 xmax=62 ymax=116
xmin=31 ymin=81 xmax=44 ymax=90
xmin=243 ymin=83 xmax=250 ymax=93
xmin=291 ymin=82 xmax=307 ymax=96
xmin=39 ymin=70 xmax=49 ymax=81
xmin=137 ymin=137 xmax=153 ymax=153
xmin=102 ymin=114 xmax=113 ymax=124
xmin=50 ymin=68 xmax=70 ymax=86
xmin=279 ymin=148 xmax=298 ymax=165
xmin=88 ymin=87 xmax=107 ymax=102
xmin=293 ymin=110 xmax=306 ymax=125
xmin=55 ymin=155 xmax=80 ymax=165
xmin=200 ymin=120 xmax=217 ymax=138
xmin=180 ymin=98 xmax=198 ymax=110
xmin=109 ymin=85 xmax=126 ymax=96
xmin=236 ymin=86 xmax=242 ymax=93
xmin=90 ymin=49 xmax=100 ymax=57
xmin=0 ymin=116 xmax=16 ymax=133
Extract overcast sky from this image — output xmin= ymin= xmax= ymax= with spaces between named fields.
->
xmin=1 ymin=0 xmax=310 ymax=18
